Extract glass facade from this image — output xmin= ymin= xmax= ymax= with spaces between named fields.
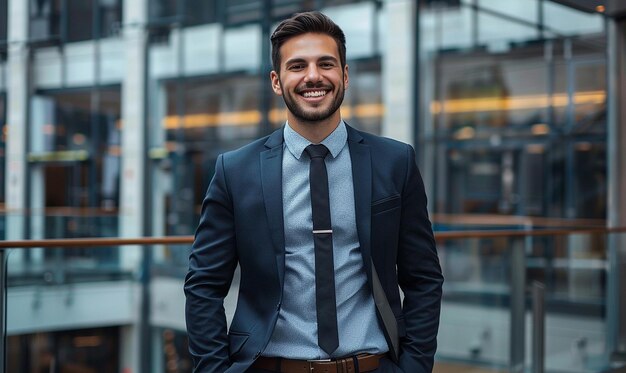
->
xmin=29 ymin=87 xmax=121 ymax=238
xmin=149 ymin=0 xmax=218 ymax=27
xmin=146 ymin=0 xmax=384 ymax=251
xmin=155 ymin=75 xmax=263 ymax=236
xmin=159 ymin=328 xmax=193 ymax=373
xmin=421 ymin=0 xmax=606 ymax=221
xmin=420 ymin=1 xmax=611 ymax=370
xmin=7 ymin=327 xmax=120 ymax=373
xmin=29 ymin=0 xmax=122 ymax=43
xmin=428 ymin=42 xmax=606 ymax=218
xmin=1 ymin=0 xmax=624 ymax=372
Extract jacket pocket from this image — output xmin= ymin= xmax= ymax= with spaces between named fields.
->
xmin=371 ymin=195 xmax=401 ymax=215
xmin=228 ymin=330 xmax=250 ymax=357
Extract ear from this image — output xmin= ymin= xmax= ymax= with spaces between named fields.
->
xmin=270 ymin=71 xmax=283 ymax=95
xmin=343 ymin=64 xmax=349 ymax=90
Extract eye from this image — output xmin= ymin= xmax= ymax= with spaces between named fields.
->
xmin=288 ymin=64 xmax=305 ymax=71
xmin=320 ymin=62 xmax=335 ymax=69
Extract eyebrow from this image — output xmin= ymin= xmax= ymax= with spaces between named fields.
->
xmin=285 ymin=55 xmax=339 ymax=66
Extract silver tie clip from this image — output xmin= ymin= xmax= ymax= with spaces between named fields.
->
xmin=312 ymin=230 xmax=333 ymax=234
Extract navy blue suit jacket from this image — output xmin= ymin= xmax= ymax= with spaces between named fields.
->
xmin=184 ymin=124 xmax=443 ymax=373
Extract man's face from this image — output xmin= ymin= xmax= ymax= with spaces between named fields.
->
xmin=270 ymin=33 xmax=349 ymax=124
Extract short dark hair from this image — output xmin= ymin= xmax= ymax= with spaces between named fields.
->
xmin=270 ymin=11 xmax=346 ymax=74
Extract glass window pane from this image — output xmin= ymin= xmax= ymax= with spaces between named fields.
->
xmin=435 ymin=46 xmax=550 ymax=137
xmin=573 ymin=143 xmax=606 ymax=219
xmin=31 ymin=94 xmax=83 ymax=153
xmin=478 ymin=11 xmax=539 ymax=47
xmin=149 ymin=0 xmax=177 ymax=22
xmin=437 ymin=235 xmax=511 ymax=369
xmin=98 ymin=0 xmax=122 ymax=38
xmin=420 ymin=5 xmax=473 ymax=52
xmin=185 ymin=0 xmax=218 ymax=26
xmin=7 ymin=327 xmax=120 ymax=373
xmin=478 ymin=0 xmax=538 ymax=25
xmin=272 ymin=0 xmax=316 ymax=19
xmin=66 ymin=0 xmax=94 ymax=42
xmin=159 ymin=76 xmax=262 ymax=238
xmin=0 ymin=0 xmax=7 ymax=42
xmin=543 ymin=1 xmax=603 ymax=36
xmin=29 ymin=0 xmax=62 ymax=41
xmin=341 ymin=60 xmax=382 ymax=135
xmin=164 ymin=77 xmax=261 ymax=147
xmin=159 ymin=329 xmax=193 ymax=372
xmin=574 ymin=61 xmax=606 ymax=133
xmin=323 ymin=1 xmax=376 ymax=59
xmin=224 ymin=25 xmax=262 ymax=71
xmin=225 ymin=0 xmax=263 ymax=25
xmin=26 ymin=89 xmax=121 ymax=275
xmin=427 ymin=41 xmax=606 ymax=219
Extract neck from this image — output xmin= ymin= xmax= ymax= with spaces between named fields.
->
xmin=287 ymin=112 xmax=341 ymax=144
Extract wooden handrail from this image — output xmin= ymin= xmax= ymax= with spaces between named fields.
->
xmin=431 ymin=213 xmax=606 ymax=228
xmin=1 ymin=226 xmax=625 ymax=249
xmin=0 ymin=207 xmax=608 ymax=226
xmin=0 ymin=236 xmax=194 ymax=249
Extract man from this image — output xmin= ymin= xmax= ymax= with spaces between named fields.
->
xmin=185 ymin=11 xmax=443 ymax=373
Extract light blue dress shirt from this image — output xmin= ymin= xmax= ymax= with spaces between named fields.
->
xmin=263 ymin=121 xmax=388 ymax=359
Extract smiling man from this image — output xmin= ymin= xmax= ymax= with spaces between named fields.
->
xmin=184 ymin=11 xmax=443 ymax=373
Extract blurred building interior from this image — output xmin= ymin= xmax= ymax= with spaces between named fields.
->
xmin=1 ymin=0 xmax=626 ymax=372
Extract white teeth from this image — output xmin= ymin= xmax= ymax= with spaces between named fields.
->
xmin=302 ymin=91 xmax=327 ymax=98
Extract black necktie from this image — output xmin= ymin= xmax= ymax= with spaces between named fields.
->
xmin=305 ymin=144 xmax=339 ymax=355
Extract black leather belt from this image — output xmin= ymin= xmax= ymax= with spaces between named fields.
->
xmin=252 ymin=353 xmax=386 ymax=373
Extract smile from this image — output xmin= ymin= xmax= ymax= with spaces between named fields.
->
xmin=301 ymin=90 xmax=328 ymax=98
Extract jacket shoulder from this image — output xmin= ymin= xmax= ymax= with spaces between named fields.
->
xmin=221 ymin=130 xmax=279 ymax=165
xmin=350 ymin=126 xmax=413 ymax=155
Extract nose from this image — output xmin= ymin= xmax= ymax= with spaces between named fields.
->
xmin=304 ymin=63 xmax=321 ymax=83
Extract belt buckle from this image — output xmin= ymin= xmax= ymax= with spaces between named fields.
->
xmin=307 ymin=358 xmax=331 ymax=372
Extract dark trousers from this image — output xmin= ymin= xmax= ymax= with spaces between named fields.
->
xmin=246 ymin=356 xmax=403 ymax=373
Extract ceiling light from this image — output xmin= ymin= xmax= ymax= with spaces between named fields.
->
xmin=531 ymin=123 xmax=550 ymax=135
xmin=453 ymin=126 xmax=475 ymax=140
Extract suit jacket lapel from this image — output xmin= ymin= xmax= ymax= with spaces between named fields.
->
xmin=347 ymin=125 xmax=373 ymax=279
xmin=348 ymin=125 xmax=400 ymax=361
xmin=261 ymin=129 xmax=286 ymax=286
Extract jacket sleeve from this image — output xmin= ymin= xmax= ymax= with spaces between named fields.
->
xmin=184 ymin=154 xmax=238 ymax=372
xmin=397 ymin=144 xmax=444 ymax=373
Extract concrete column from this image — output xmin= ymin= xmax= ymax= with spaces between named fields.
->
xmin=29 ymin=96 xmax=53 ymax=265
xmin=5 ymin=0 xmax=30 ymax=251
xmin=150 ymin=84 xmax=167 ymax=264
xmin=382 ymin=0 xmax=415 ymax=144
xmin=119 ymin=0 xmax=148 ymax=266
xmin=119 ymin=1 xmax=149 ymax=373
xmin=29 ymin=165 xmax=45 ymax=264
xmin=119 ymin=324 xmax=141 ymax=373
xmin=606 ymin=17 xmax=626 ymax=363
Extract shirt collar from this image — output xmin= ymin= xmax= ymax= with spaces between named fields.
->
xmin=283 ymin=120 xmax=347 ymax=160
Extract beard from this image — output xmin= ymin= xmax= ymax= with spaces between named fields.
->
xmin=280 ymin=80 xmax=345 ymax=123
